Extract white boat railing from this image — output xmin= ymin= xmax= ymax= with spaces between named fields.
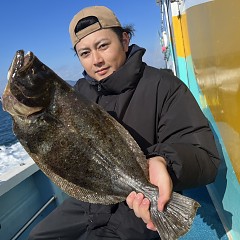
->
xmin=0 ymin=159 xmax=38 ymax=197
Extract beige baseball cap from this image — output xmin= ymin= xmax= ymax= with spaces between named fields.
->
xmin=69 ymin=6 xmax=122 ymax=48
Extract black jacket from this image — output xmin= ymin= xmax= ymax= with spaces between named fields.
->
xmin=74 ymin=44 xmax=220 ymax=191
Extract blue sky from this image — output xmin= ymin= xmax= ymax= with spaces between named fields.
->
xmin=0 ymin=0 xmax=164 ymax=94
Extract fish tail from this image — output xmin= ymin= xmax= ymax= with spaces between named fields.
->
xmin=149 ymin=191 xmax=200 ymax=240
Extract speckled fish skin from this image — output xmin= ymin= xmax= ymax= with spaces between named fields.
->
xmin=2 ymin=50 xmax=200 ymax=240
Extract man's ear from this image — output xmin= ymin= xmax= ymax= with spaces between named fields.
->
xmin=122 ymin=32 xmax=130 ymax=52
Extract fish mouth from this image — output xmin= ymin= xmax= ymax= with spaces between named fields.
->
xmin=2 ymin=50 xmax=50 ymax=118
xmin=9 ymin=50 xmax=34 ymax=77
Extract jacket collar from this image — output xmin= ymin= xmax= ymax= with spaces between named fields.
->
xmin=82 ymin=44 xmax=146 ymax=95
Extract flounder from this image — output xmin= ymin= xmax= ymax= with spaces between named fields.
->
xmin=2 ymin=50 xmax=200 ymax=240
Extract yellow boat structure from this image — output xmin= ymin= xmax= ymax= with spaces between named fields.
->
xmin=158 ymin=0 xmax=240 ymax=239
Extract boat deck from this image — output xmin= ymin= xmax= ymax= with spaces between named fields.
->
xmin=182 ymin=186 xmax=228 ymax=240
xmin=0 ymin=167 xmax=228 ymax=240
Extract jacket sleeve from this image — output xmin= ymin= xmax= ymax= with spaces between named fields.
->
xmin=146 ymin=73 xmax=220 ymax=191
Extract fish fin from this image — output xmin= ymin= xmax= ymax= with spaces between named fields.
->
xmin=150 ymin=191 xmax=200 ymax=240
xmin=33 ymin=155 xmax=125 ymax=205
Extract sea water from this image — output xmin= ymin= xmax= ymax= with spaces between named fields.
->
xmin=0 ymin=101 xmax=31 ymax=175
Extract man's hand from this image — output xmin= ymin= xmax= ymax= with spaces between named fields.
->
xmin=126 ymin=156 xmax=173 ymax=231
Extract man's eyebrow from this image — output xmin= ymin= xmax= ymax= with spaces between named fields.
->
xmin=77 ymin=47 xmax=89 ymax=53
xmin=78 ymin=38 xmax=110 ymax=52
xmin=94 ymin=38 xmax=110 ymax=47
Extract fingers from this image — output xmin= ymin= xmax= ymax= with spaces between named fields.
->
xmin=126 ymin=191 xmax=157 ymax=231
xmin=126 ymin=191 xmax=136 ymax=209
xmin=132 ymin=193 xmax=149 ymax=220
xmin=127 ymin=192 xmax=147 ymax=218
xmin=147 ymin=222 xmax=157 ymax=231
xmin=132 ymin=193 xmax=144 ymax=217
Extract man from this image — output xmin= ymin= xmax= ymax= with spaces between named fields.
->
xmin=29 ymin=6 xmax=220 ymax=240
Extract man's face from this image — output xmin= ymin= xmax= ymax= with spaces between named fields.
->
xmin=76 ymin=29 xmax=129 ymax=81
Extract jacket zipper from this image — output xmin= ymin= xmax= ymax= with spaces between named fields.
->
xmin=97 ymin=83 xmax=102 ymax=91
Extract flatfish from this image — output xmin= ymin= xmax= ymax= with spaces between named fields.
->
xmin=2 ymin=50 xmax=200 ymax=240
